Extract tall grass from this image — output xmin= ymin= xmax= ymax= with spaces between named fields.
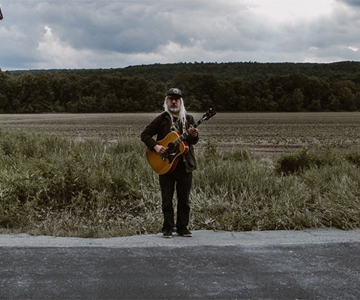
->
xmin=0 ymin=130 xmax=161 ymax=237
xmin=1 ymin=130 xmax=360 ymax=237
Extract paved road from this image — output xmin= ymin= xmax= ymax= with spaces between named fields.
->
xmin=1 ymin=228 xmax=360 ymax=299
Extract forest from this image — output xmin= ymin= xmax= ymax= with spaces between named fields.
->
xmin=1 ymin=61 xmax=360 ymax=113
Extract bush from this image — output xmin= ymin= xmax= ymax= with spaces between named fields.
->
xmin=223 ymin=148 xmax=251 ymax=162
xmin=275 ymin=147 xmax=345 ymax=175
xmin=345 ymin=151 xmax=360 ymax=168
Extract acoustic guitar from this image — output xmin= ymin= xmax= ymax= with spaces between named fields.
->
xmin=146 ymin=108 xmax=216 ymax=174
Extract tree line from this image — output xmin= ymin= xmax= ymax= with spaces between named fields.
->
xmin=1 ymin=61 xmax=360 ymax=113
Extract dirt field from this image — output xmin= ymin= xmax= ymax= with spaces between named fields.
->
xmin=1 ymin=112 xmax=360 ymax=157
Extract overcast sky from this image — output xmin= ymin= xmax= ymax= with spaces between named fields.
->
xmin=0 ymin=0 xmax=359 ymax=71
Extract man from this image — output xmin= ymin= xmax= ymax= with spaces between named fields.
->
xmin=141 ymin=88 xmax=199 ymax=238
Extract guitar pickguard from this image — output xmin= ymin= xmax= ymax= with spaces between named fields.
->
xmin=164 ymin=144 xmax=181 ymax=164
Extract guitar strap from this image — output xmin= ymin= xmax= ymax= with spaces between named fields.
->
xmin=182 ymin=118 xmax=186 ymax=135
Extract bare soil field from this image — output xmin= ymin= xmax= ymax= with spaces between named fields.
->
xmin=1 ymin=112 xmax=360 ymax=157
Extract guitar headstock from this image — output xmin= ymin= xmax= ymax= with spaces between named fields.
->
xmin=193 ymin=108 xmax=217 ymax=128
xmin=202 ymin=108 xmax=216 ymax=120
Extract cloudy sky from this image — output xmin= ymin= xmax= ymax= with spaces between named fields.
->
xmin=0 ymin=0 xmax=359 ymax=71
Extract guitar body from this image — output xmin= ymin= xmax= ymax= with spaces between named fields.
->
xmin=146 ymin=131 xmax=189 ymax=175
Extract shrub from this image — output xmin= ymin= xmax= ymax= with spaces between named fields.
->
xmin=223 ymin=147 xmax=251 ymax=162
xmin=345 ymin=151 xmax=360 ymax=168
xmin=275 ymin=147 xmax=345 ymax=175
xmin=203 ymin=139 xmax=219 ymax=159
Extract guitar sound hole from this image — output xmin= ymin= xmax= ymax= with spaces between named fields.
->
xmin=167 ymin=142 xmax=176 ymax=153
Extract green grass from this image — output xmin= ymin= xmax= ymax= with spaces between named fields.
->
xmin=0 ymin=128 xmax=360 ymax=237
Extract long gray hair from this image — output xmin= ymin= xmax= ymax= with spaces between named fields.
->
xmin=163 ymin=96 xmax=187 ymax=124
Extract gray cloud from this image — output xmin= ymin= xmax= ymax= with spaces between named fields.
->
xmin=0 ymin=0 xmax=359 ymax=70
xmin=338 ymin=0 xmax=360 ymax=7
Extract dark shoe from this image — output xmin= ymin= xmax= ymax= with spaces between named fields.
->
xmin=177 ymin=228 xmax=192 ymax=237
xmin=163 ymin=230 xmax=173 ymax=238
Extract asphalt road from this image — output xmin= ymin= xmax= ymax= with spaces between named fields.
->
xmin=1 ymin=228 xmax=360 ymax=299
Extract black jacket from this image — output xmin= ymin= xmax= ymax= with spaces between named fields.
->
xmin=141 ymin=112 xmax=199 ymax=173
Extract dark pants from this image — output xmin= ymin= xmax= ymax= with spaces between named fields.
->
xmin=159 ymin=166 xmax=192 ymax=232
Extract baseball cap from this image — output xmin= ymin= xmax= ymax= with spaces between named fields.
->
xmin=167 ymin=88 xmax=182 ymax=97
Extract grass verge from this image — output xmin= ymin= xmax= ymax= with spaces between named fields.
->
xmin=0 ymin=130 xmax=359 ymax=237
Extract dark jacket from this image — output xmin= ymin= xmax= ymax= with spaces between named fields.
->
xmin=141 ymin=112 xmax=199 ymax=173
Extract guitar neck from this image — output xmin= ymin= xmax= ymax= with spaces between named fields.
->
xmin=173 ymin=116 xmax=206 ymax=146
xmin=172 ymin=108 xmax=216 ymax=147
xmin=194 ymin=118 xmax=206 ymax=128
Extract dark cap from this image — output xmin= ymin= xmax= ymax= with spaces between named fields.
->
xmin=167 ymin=88 xmax=182 ymax=97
